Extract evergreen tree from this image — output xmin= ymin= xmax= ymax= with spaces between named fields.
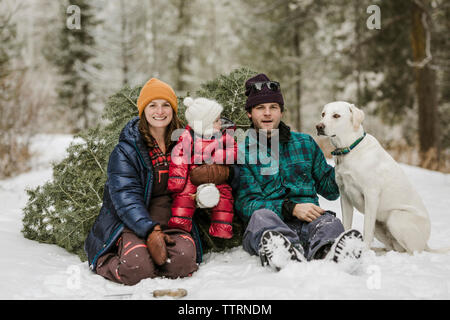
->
xmin=433 ymin=0 xmax=450 ymax=153
xmin=360 ymin=0 xmax=416 ymax=124
xmin=0 ymin=1 xmax=33 ymax=178
xmin=22 ymin=67 xmax=256 ymax=261
xmin=239 ymin=0 xmax=326 ymax=132
xmin=48 ymin=0 xmax=101 ymax=132
xmin=22 ymin=85 xmax=139 ymax=260
xmin=0 ymin=0 xmax=21 ymax=177
xmin=352 ymin=0 xmax=444 ymax=166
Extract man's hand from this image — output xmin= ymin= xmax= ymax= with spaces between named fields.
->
xmin=293 ymin=203 xmax=325 ymax=222
xmin=146 ymin=225 xmax=176 ymax=266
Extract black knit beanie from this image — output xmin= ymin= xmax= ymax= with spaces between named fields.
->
xmin=244 ymin=73 xmax=284 ymax=112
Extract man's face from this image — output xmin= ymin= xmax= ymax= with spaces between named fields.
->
xmin=247 ymin=103 xmax=282 ymax=133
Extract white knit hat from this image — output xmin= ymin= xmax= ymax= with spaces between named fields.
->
xmin=184 ymin=97 xmax=223 ymax=135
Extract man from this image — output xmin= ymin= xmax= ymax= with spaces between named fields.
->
xmin=235 ymin=73 xmax=364 ymax=271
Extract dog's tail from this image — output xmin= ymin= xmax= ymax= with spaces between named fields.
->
xmin=424 ymin=245 xmax=450 ymax=254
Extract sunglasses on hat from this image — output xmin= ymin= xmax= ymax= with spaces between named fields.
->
xmin=245 ymin=81 xmax=281 ymax=96
xmin=220 ymin=116 xmax=235 ymax=130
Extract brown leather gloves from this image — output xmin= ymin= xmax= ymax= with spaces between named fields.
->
xmin=189 ymin=164 xmax=230 ymax=186
xmin=146 ymin=225 xmax=175 ymax=266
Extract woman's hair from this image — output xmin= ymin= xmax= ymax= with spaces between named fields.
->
xmin=138 ymin=111 xmax=183 ymax=150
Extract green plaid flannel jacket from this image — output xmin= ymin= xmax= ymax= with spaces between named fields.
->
xmin=235 ymin=122 xmax=339 ymax=222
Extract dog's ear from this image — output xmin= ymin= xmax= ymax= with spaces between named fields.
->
xmin=349 ymin=104 xmax=364 ymax=130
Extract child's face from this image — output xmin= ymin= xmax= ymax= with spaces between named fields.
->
xmin=213 ymin=116 xmax=222 ymax=133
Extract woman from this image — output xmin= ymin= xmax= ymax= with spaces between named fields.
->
xmin=84 ymin=78 xmax=237 ymax=285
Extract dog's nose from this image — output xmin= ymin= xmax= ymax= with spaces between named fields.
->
xmin=316 ymin=123 xmax=325 ymax=136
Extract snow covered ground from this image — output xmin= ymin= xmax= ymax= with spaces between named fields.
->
xmin=1 ymin=134 xmax=449 ymax=300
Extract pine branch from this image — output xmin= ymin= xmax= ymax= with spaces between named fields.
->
xmin=88 ymin=144 xmax=105 ymax=174
xmin=120 ymin=91 xmax=138 ymax=108
xmin=58 ymin=182 xmax=84 ymax=209
xmin=88 ymin=182 xmax=102 ymax=203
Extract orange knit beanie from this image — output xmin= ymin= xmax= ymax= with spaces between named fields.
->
xmin=137 ymin=78 xmax=178 ymax=117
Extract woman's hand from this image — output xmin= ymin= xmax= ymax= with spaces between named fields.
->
xmin=293 ymin=203 xmax=325 ymax=222
xmin=189 ymin=164 xmax=229 ymax=186
xmin=146 ymin=225 xmax=175 ymax=265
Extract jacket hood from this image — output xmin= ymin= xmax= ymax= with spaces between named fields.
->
xmin=119 ymin=116 xmax=141 ymax=144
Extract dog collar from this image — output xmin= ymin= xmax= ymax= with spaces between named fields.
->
xmin=331 ymin=132 xmax=367 ymax=156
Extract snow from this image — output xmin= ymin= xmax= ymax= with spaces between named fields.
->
xmin=1 ymin=134 xmax=450 ymax=300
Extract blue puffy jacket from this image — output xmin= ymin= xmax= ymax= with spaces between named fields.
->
xmin=84 ymin=117 xmax=209 ymax=271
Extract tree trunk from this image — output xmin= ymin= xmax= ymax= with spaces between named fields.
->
xmin=148 ymin=0 xmax=159 ymax=78
xmin=120 ymin=0 xmax=128 ymax=86
xmin=175 ymin=0 xmax=189 ymax=91
xmin=81 ymin=82 xmax=90 ymax=130
xmin=209 ymin=1 xmax=217 ymax=76
xmin=354 ymin=0 xmax=362 ymax=106
xmin=410 ymin=0 xmax=438 ymax=165
xmin=293 ymin=27 xmax=302 ymax=132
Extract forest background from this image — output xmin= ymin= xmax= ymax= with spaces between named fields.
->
xmin=1 ymin=0 xmax=449 ymax=179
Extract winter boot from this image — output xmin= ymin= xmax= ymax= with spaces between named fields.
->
xmin=326 ymin=229 xmax=364 ymax=264
xmin=259 ymin=230 xmax=306 ymax=271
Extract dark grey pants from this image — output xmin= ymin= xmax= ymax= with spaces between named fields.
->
xmin=242 ymin=209 xmax=345 ymax=261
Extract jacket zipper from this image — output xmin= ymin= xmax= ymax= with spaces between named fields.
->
xmin=133 ymin=140 xmax=152 ymax=206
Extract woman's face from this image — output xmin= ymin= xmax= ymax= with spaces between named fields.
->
xmin=143 ymin=99 xmax=173 ymax=129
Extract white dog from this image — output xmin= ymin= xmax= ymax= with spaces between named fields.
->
xmin=316 ymin=101 xmax=436 ymax=254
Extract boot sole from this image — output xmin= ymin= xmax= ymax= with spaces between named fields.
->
xmin=329 ymin=229 xmax=364 ymax=263
xmin=260 ymin=231 xmax=305 ymax=271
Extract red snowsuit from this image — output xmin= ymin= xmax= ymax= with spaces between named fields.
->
xmin=167 ymin=125 xmax=237 ymax=239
